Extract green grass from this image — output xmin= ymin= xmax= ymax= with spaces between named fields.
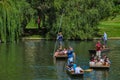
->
xmin=26 ymin=18 xmax=38 ymax=29
xmin=26 ymin=35 xmax=42 ymax=38
xmin=22 ymin=35 xmax=44 ymax=40
xmin=98 ymin=15 xmax=120 ymax=37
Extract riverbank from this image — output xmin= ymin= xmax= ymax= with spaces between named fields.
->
xmin=22 ymin=15 xmax=120 ymax=41
xmin=93 ymin=37 xmax=120 ymax=40
xmin=22 ymin=37 xmax=120 ymax=40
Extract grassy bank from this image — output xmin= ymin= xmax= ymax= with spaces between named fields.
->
xmin=98 ymin=15 xmax=120 ymax=37
xmin=23 ymin=15 xmax=120 ymax=40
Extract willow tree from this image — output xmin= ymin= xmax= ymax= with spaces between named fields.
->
xmin=0 ymin=0 xmax=35 ymax=43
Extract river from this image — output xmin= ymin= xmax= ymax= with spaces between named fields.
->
xmin=0 ymin=40 xmax=120 ymax=80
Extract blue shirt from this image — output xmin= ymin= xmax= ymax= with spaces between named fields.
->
xmin=73 ymin=64 xmax=77 ymax=70
xmin=57 ymin=35 xmax=63 ymax=41
xmin=67 ymin=50 xmax=74 ymax=58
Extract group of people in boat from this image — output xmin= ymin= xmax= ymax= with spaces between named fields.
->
xmin=66 ymin=47 xmax=84 ymax=74
xmin=54 ymin=46 xmax=84 ymax=74
xmin=89 ymin=54 xmax=111 ymax=66
xmin=90 ymin=32 xmax=110 ymax=67
xmin=55 ymin=31 xmax=110 ymax=74
xmin=54 ymin=47 xmax=67 ymax=56
xmin=55 ymin=46 xmax=75 ymax=63
xmin=66 ymin=62 xmax=84 ymax=74
xmin=89 ymin=37 xmax=111 ymax=66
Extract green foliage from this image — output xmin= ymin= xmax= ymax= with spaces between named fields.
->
xmin=47 ymin=0 xmax=114 ymax=40
xmin=112 ymin=0 xmax=120 ymax=17
xmin=98 ymin=15 xmax=120 ymax=37
xmin=0 ymin=0 xmax=35 ymax=43
xmin=0 ymin=0 xmax=119 ymax=42
xmin=22 ymin=0 xmax=117 ymax=40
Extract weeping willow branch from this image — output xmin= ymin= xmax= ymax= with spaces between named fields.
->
xmin=0 ymin=0 xmax=35 ymax=43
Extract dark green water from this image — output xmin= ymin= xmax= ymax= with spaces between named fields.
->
xmin=0 ymin=40 xmax=120 ymax=80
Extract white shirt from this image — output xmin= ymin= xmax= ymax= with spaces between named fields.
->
xmin=89 ymin=61 xmax=95 ymax=66
xmin=104 ymin=32 xmax=107 ymax=40
xmin=75 ymin=67 xmax=82 ymax=74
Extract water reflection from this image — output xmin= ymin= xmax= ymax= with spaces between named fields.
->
xmin=82 ymin=69 xmax=109 ymax=80
xmin=24 ymin=41 xmax=36 ymax=65
xmin=88 ymin=70 xmax=109 ymax=80
xmin=0 ymin=43 xmax=24 ymax=80
xmin=54 ymin=59 xmax=67 ymax=80
xmin=23 ymin=40 xmax=57 ymax=80
xmin=0 ymin=40 xmax=120 ymax=80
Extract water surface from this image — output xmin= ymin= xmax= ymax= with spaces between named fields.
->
xmin=0 ymin=40 xmax=120 ymax=80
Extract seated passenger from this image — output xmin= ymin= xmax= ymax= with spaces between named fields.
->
xmin=90 ymin=54 xmax=95 ymax=61
xmin=89 ymin=60 xmax=95 ymax=66
xmin=66 ymin=62 xmax=74 ymax=71
xmin=100 ymin=57 xmax=104 ymax=64
xmin=62 ymin=48 xmax=67 ymax=54
xmin=104 ymin=57 xmax=111 ymax=66
xmin=73 ymin=63 xmax=77 ymax=71
xmin=75 ymin=66 xmax=84 ymax=74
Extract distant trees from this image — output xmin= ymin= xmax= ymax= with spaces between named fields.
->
xmin=49 ymin=0 xmax=114 ymax=40
xmin=0 ymin=0 xmax=119 ymax=42
xmin=112 ymin=0 xmax=120 ymax=17
xmin=28 ymin=0 xmax=114 ymax=40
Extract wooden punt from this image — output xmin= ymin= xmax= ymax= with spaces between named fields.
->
xmin=53 ymin=51 xmax=68 ymax=59
xmin=89 ymin=63 xmax=110 ymax=69
xmin=66 ymin=68 xmax=84 ymax=77
xmin=88 ymin=48 xmax=110 ymax=54
xmin=53 ymin=51 xmax=76 ymax=59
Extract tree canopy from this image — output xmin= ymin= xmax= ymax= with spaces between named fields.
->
xmin=0 ymin=0 xmax=35 ymax=43
xmin=0 ymin=0 xmax=119 ymax=42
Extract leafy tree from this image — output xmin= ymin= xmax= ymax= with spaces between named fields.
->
xmin=0 ymin=0 xmax=35 ymax=43
xmin=48 ymin=0 xmax=114 ymax=40
xmin=0 ymin=0 xmax=118 ymax=42
xmin=112 ymin=0 xmax=120 ymax=17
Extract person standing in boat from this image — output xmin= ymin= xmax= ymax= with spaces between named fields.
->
xmin=96 ymin=41 xmax=102 ymax=58
xmin=67 ymin=47 xmax=74 ymax=65
xmin=103 ymin=32 xmax=107 ymax=47
xmin=57 ymin=32 xmax=63 ymax=48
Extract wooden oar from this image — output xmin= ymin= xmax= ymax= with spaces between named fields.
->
xmin=84 ymin=69 xmax=93 ymax=72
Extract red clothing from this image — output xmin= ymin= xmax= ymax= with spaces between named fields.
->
xmin=38 ymin=18 xmax=40 ymax=24
xmin=96 ymin=43 xmax=101 ymax=51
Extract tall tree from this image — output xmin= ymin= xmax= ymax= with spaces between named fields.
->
xmin=49 ymin=0 xmax=114 ymax=40
xmin=0 ymin=0 xmax=35 ymax=43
